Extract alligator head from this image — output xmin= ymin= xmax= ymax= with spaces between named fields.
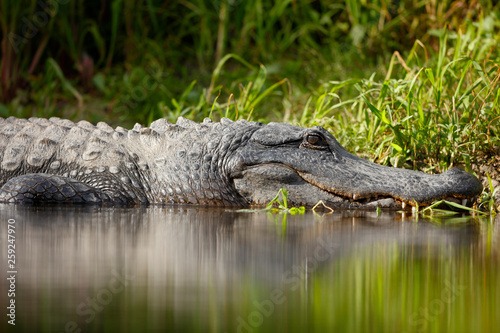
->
xmin=230 ymin=122 xmax=482 ymax=209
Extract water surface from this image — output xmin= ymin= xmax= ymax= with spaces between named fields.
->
xmin=0 ymin=205 xmax=498 ymax=333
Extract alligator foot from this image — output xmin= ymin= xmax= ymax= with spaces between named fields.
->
xmin=0 ymin=173 xmax=112 ymax=205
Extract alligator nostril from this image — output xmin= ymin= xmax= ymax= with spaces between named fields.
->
xmin=439 ymin=167 xmax=483 ymax=197
xmin=444 ymin=167 xmax=463 ymax=175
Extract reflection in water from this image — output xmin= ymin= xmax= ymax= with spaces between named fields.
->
xmin=0 ymin=205 xmax=498 ymax=332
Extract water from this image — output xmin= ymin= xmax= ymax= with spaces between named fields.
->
xmin=0 ymin=205 xmax=499 ymax=333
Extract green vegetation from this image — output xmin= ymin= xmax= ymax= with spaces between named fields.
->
xmin=1 ymin=1 xmax=499 ymax=198
xmin=265 ymin=187 xmax=306 ymax=215
xmin=238 ymin=187 xmax=306 ymax=214
xmin=419 ymin=199 xmax=486 ymax=216
xmin=479 ymin=173 xmax=499 ymax=214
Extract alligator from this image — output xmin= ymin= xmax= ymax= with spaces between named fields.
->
xmin=0 ymin=116 xmax=483 ymax=208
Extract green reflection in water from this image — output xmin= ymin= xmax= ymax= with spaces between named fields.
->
xmin=0 ymin=206 xmax=498 ymax=333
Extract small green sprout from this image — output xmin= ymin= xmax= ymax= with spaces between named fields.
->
xmin=265 ymin=188 xmax=306 ymax=215
xmin=478 ymin=173 xmax=498 ymax=215
xmin=421 ymin=199 xmax=487 ymax=216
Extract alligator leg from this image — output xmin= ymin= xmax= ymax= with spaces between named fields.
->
xmin=0 ymin=173 xmax=112 ymax=205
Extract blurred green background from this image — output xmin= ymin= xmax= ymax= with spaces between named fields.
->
xmin=1 ymin=0 xmax=499 ymax=175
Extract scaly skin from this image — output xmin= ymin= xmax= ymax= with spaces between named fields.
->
xmin=0 ymin=116 xmax=483 ymax=208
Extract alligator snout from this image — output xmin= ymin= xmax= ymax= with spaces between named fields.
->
xmin=358 ymin=166 xmax=483 ymax=205
xmin=301 ymin=156 xmax=483 ymax=207
xmin=437 ymin=167 xmax=484 ymax=198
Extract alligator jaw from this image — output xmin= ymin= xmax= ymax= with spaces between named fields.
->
xmin=231 ymin=164 xmax=397 ymax=209
xmin=232 ymin=161 xmax=483 ymax=209
xmin=297 ymin=159 xmax=483 ymax=208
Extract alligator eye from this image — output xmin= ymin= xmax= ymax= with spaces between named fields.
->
xmin=307 ymin=134 xmax=321 ymax=145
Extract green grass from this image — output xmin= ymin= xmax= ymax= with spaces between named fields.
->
xmin=302 ymin=21 xmax=500 ymax=174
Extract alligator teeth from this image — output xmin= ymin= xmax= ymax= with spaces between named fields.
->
xmin=402 ymin=202 xmax=406 ymax=209
xmin=462 ymin=199 xmax=467 ymax=206
xmin=352 ymin=194 xmax=359 ymax=200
